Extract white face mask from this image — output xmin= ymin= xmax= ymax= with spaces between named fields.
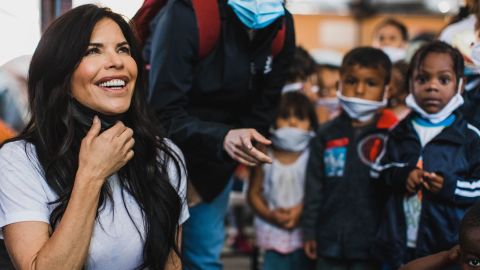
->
xmin=316 ymin=97 xmax=340 ymax=111
xmin=310 ymin=85 xmax=319 ymax=94
xmin=282 ymin=82 xmax=303 ymax=94
xmin=406 ymin=78 xmax=464 ymax=124
xmin=381 ymin=47 xmax=406 ymax=63
xmin=337 ymin=92 xmax=387 ymax=122
xmin=270 ymin=127 xmax=315 ymax=152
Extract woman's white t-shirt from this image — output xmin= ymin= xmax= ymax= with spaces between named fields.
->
xmin=0 ymin=139 xmax=189 ymax=270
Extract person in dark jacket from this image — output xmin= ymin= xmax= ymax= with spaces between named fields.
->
xmin=302 ymin=47 xmax=395 ymax=270
xmin=144 ymin=0 xmax=295 ymax=269
xmin=373 ymin=41 xmax=480 ymax=270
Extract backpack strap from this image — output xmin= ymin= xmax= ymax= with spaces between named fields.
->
xmin=271 ymin=19 xmax=286 ymax=57
xmin=132 ymin=0 xmax=168 ymax=47
xmin=191 ymin=0 xmax=221 ymax=60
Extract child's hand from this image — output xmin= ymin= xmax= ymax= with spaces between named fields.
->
xmin=422 ymin=172 xmax=444 ymax=194
xmin=304 ymin=240 xmax=317 ymax=259
xmin=283 ymin=204 xmax=303 ymax=230
xmin=447 ymin=245 xmax=460 ymax=262
xmin=269 ymin=208 xmax=290 ymax=227
xmin=407 ymin=168 xmax=424 ymax=194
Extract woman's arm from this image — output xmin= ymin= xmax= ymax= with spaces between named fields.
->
xmin=3 ymin=118 xmax=135 ymax=270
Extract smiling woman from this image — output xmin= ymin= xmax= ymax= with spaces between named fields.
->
xmin=0 ymin=4 xmax=188 ymax=270
xmin=71 ymin=18 xmax=138 ymax=116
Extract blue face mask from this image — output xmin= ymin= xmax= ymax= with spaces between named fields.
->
xmin=228 ymin=0 xmax=285 ymax=30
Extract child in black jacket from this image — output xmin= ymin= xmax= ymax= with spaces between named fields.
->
xmin=302 ymin=47 xmax=395 ymax=270
xmin=374 ymin=41 xmax=480 ymax=270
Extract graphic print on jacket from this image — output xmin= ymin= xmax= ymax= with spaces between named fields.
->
xmin=324 ymin=137 xmax=348 ymax=177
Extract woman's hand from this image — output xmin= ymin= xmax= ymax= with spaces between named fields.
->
xmin=223 ymin=128 xmax=272 ymax=166
xmin=77 ymin=116 xmax=135 ymax=183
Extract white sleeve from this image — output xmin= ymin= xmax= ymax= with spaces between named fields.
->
xmin=0 ymin=141 xmax=50 ymax=236
xmin=163 ymin=139 xmax=189 ymax=225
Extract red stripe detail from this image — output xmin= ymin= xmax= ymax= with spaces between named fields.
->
xmin=192 ymin=0 xmax=220 ymax=60
xmin=326 ymin=138 xmax=349 ymax=149
xmin=369 ymin=138 xmax=382 ymax=161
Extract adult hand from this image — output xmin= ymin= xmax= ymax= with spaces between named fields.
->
xmin=406 ymin=168 xmax=424 ymax=194
xmin=77 ymin=116 xmax=135 ymax=183
xmin=223 ymin=128 xmax=272 ymax=166
xmin=304 ymin=240 xmax=317 ymax=260
xmin=422 ymin=172 xmax=444 ymax=194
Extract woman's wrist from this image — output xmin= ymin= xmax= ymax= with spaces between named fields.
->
xmin=74 ymin=169 xmax=105 ymax=191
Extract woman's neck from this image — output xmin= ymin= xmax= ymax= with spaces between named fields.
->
xmin=70 ymin=98 xmax=126 ymax=132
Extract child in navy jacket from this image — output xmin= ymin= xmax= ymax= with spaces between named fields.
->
xmin=374 ymin=41 xmax=480 ymax=270
xmin=302 ymin=47 xmax=395 ymax=270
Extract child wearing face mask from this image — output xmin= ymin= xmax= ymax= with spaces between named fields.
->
xmin=372 ymin=18 xmax=409 ymax=63
xmin=282 ymin=47 xmax=320 ymax=103
xmin=302 ymin=47 xmax=396 ymax=270
xmin=248 ymin=91 xmax=318 ymax=270
xmin=373 ymin=41 xmax=480 ymax=270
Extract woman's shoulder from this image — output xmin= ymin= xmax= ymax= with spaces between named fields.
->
xmin=0 ymin=139 xmax=37 ymax=163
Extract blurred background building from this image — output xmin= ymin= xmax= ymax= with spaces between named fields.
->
xmin=0 ymin=0 xmax=463 ymax=66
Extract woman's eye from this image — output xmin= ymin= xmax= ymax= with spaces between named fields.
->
xmin=118 ymin=46 xmax=131 ymax=54
xmin=468 ymin=259 xmax=480 ymax=266
xmin=85 ymin=47 xmax=100 ymax=56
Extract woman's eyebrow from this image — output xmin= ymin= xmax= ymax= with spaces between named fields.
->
xmin=87 ymin=41 xmax=129 ymax=47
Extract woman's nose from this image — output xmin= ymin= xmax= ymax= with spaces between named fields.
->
xmin=105 ymin=51 xmax=123 ymax=69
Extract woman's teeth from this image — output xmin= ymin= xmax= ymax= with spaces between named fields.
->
xmin=98 ymin=79 xmax=126 ymax=88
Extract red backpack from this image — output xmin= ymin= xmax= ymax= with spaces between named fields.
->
xmin=133 ymin=0 xmax=286 ymax=61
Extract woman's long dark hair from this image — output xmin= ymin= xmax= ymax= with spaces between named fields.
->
xmin=8 ymin=5 xmax=183 ymax=269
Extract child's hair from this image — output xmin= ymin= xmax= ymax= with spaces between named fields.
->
xmin=460 ymin=202 xmax=480 ymax=245
xmin=374 ymin=18 xmax=409 ymax=42
xmin=340 ymin=47 xmax=392 ymax=85
xmin=286 ymin=46 xmax=317 ymax=83
xmin=317 ymin=64 xmax=340 ymax=72
xmin=407 ymin=41 xmax=464 ymax=86
xmin=391 ymin=61 xmax=409 ymax=98
xmin=276 ymin=91 xmax=319 ymax=130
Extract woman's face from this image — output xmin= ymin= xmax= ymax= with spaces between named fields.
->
xmin=71 ymin=18 xmax=138 ymax=115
